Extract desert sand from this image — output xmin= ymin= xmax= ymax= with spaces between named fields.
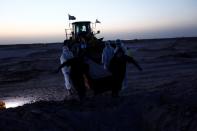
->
xmin=0 ymin=37 xmax=197 ymax=130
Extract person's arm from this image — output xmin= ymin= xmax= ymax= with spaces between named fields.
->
xmin=57 ymin=58 xmax=73 ymax=71
xmin=83 ymin=63 xmax=92 ymax=88
xmin=126 ymin=55 xmax=143 ymax=71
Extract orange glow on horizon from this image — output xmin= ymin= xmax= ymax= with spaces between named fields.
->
xmin=0 ymin=22 xmax=65 ymax=38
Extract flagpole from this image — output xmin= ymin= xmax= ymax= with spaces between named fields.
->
xmin=65 ymin=29 xmax=68 ymax=40
xmin=68 ymin=14 xmax=70 ymax=28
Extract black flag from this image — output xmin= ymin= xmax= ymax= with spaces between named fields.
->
xmin=68 ymin=14 xmax=76 ymax=20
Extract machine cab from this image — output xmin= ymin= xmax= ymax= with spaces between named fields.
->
xmin=72 ymin=21 xmax=91 ymax=40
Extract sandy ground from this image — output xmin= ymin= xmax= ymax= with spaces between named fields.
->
xmin=0 ymin=44 xmax=66 ymax=103
xmin=0 ymin=37 xmax=197 ymax=130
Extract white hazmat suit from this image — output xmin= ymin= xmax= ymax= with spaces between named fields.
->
xmin=60 ymin=46 xmax=74 ymax=90
xmin=102 ymin=41 xmax=114 ymax=70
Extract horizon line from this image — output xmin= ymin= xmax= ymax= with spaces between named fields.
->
xmin=0 ymin=36 xmax=197 ymax=46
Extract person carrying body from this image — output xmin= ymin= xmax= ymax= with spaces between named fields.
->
xmin=60 ymin=42 xmax=74 ymax=95
xmin=58 ymin=52 xmax=89 ymax=100
xmin=102 ymin=41 xmax=114 ymax=70
xmin=114 ymin=39 xmax=128 ymax=89
xmin=109 ymin=41 xmax=142 ymax=97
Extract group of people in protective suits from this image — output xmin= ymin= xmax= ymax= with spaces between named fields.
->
xmin=58 ymin=39 xmax=142 ymax=100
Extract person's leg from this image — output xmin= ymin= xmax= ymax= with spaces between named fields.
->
xmin=64 ymin=73 xmax=72 ymax=90
xmin=122 ymin=72 xmax=128 ymax=90
xmin=112 ymin=78 xmax=122 ymax=97
xmin=62 ymin=69 xmax=68 ymax=89
xmin=112 ymin=88 xmax=120 ymax=97
xmin=72 ymin=77 xmax=86 ymax=100
xmin=121 ymin=65 xmax=128 ymax=89
xmin=62 ymin=72 xmax=76 ymax=100
xmin=77 ymin=85 xmax=86 ymax=100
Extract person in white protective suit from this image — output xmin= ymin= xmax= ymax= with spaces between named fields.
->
xmin=60 ymin=45 xmax=74 ymax=93
xmin=101 ymin=41 xmax=114 ymax=70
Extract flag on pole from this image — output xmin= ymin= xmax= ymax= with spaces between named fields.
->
xmin=95 ymin=19 xmax=101 ymax=23
xmin=68 ymin=14 xmax=76 ymax=20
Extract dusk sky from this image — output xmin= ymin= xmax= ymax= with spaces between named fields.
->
xmin=0 ymin=0 xmax=197 ymax=44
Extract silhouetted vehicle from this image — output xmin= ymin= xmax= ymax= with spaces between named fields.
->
xmin=65 ymin=21 xmax=103 ymax=62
